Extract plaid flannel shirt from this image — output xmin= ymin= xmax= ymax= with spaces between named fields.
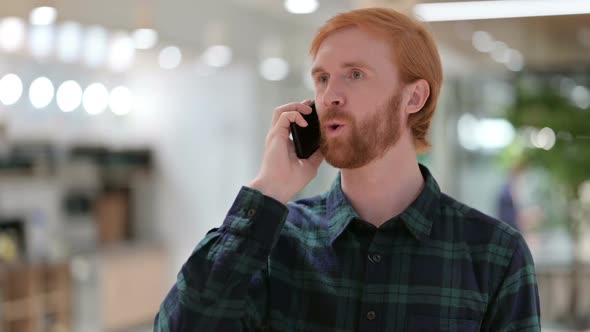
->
xmin=155 ymin=164 xmax=540 ymax=331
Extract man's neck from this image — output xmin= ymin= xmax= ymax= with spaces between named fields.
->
xmin=340 ymin=136 xmax=425 ymax=228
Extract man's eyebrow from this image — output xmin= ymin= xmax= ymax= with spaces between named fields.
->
xmin=311 ymin=62 xmax=374 ymax=76
xmin=311 ymin=66 xmax=325 ymax=76
xmin=342 ymin=61 xmax=374 ymax=71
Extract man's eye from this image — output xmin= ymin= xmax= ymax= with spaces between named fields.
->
xmin=316 ymin=76 xmax=328 ymax=83
xmin=351 ymin=71 xmax=364 ymax=79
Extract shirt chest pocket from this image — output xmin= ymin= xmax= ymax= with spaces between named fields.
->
xmin=407 ymin=314 xmax=480 ymax=331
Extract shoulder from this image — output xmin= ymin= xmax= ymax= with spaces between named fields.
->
xmin=438 ymin=193 xmax=522 ymax=244
xmin=432 ymin=194 xmax=539 ymax=327
xmin=436 ymin=193 xmax=533 ymax=269
xmin=435 ymin=193 xmax=536 ymax=290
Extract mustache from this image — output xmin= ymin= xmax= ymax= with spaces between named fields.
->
xmin=319 ymin=109 xmax=354 ymax=124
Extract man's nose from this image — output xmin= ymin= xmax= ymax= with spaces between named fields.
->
xmin=322 ymin=81 xmax=345 ymax=108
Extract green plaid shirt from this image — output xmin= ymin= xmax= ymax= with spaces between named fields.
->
xmin=155 ymin=164 xmax=540 ymax=331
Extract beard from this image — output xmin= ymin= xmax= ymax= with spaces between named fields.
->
xmin=319 ymin=91 xmax=402 ymax=169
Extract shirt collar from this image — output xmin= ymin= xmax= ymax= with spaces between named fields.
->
xmin=326 ymin=163 xmax=441 ymax=244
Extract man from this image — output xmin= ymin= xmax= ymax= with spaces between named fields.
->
xmin=155 ymin=7 xmax=540 ymax=331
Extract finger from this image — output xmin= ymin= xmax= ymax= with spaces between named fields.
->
xmin=272 ymin=102 xmax=313 ymax=126
xmin=270 ymin=111 xmax=308 ymax=139
xmin=280 ymin=111 xmax=308 ymax=128
xmin=271 ymin=102 xmax=313 ymax=126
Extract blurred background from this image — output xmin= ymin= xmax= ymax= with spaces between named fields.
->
xmin=0 ymin=0 xmax=588 ymax=331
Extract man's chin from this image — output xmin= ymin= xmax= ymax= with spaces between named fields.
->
xmin=321 ymin=146 xmax=367 ymax=169
xmin=321 ymin=143 xmax=348 ymax=168
xmin=324 ymin=155 xmax=349 ymax=169
xmin=325 ymin=156 xmax=371 ymax=170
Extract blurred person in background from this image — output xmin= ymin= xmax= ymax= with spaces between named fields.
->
xmin=497 ymin=161 xmax=527 ymax=231
xmin=496 ymin=160 xmax=545 ymax=244
xmin=155 ymin=7 xmax=540 ymax=331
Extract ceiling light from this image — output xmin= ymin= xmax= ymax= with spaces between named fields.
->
xmin=284 ymin=0 xmax=319 ymax=14
xmin=475 ymin=118 xmax=515 ymax=150
xmin=414 ymin=0 xmax=590 ymax=22
xmin=560 ymin=77 xmax=577 ymax=97
xmin=259 ymin=57 xmax=289 ymax=81
xmin=458 ymin=114 xmax=515 ymax=150
xmin=0 ymin=74 xmax=23 ymax=105
xmin=491 ymin=42 xmax=510 ymax=63
xmin=471 ymin=31 xmax=494 ymax=52
xmin=29 ymin=25 xmax=55 ymax=59
xmin=56 ymin=80 xmax=82 ymax=112
xmin=158 ymin=46 xmax=182 ymax=69
xmin=29 ymin=6 xmax=57 ymax=26
xmin=29 ymin=77 xmax=55 ymax=109
xmin=133 ymin=28 xmax=158 ymax=50
xmin=571 ymin=86 xmax=590 ymax=109
xmin=109 ymin=86 xmax=133 ymax=116
xmin=457 ymin=113 xmax=479 ymax=151
xmin=557 ymin=130 xmax=573 ymax=142
xmin=506 ymin=50 xmax=524 ymax=71
xmin=83 ymin=26 xmax=108 ymax=67
xmin=202 ymin=45 xmax=232 ymax=68
xmin=57 ymin=21 xmax=82 ymax=63
xmin=108 ymin=32 xmax=136 ymax=72
xmin=83 ymin=83 xmax=109 ymax=115
xmin=0 ymin=17 xmax=26 ymax=52
xmin=533 ymin=127 xmax=556 ymax=150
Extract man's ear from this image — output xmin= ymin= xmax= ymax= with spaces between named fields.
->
xmin=405 ymin=79 xmax=430 ymax=114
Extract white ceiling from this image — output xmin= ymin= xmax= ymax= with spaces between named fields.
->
xmin=1 ymin=0 xmax=588 ymax=73
xmin=364 ymin=0 xmax=590 ymax=71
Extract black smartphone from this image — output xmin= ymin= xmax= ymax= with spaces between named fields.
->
xmin=290 ymin=101 xmax=320 ymax=159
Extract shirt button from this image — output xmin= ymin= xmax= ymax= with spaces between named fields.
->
xmin=246 ymin=209 xmax=256 ymax=217
xmin=367 ymin=311 xmax=376 ymax=320
xmin=368 ymin=253 xmax=381 ymax=263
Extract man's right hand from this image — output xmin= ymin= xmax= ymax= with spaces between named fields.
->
xmin=248 ymin=100 xmax=324 ymax=205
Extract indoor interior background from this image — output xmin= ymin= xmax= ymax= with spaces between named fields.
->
xmin=0 ymin=0 xmax=589 ymax=331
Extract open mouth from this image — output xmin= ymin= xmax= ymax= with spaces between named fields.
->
xmin=325 ymin=123 xmax=346 ymax=134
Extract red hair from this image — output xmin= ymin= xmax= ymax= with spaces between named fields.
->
xmin=310 ymin=8 xmax=443 ymax=153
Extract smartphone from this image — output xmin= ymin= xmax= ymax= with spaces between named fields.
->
xmin=290 ymin=101 xmax=320 ymax=159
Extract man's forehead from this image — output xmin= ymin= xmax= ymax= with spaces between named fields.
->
xmin=314 ymin=28 xmax=392 ymax=58
xmin=312 ymin=35 xmax=393 ymax=72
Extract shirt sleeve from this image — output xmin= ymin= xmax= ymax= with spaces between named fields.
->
xmin=481 ymin=235 xmax=541 ymax=331
xmin=154 ymin=186 xmax=289 ymax=331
